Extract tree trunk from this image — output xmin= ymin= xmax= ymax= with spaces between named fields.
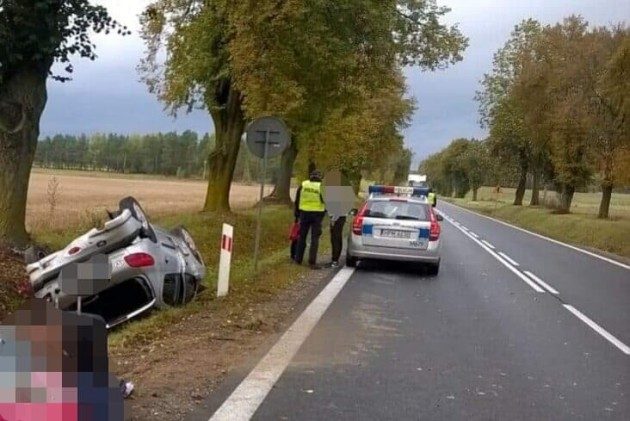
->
xmin=203 ymin=82 xmax=246 ymax=212
xmin=513 ymin=165 xmax=527 ymax=206
xmin=266 ymin=142 xmax=297 ymax=205
xmin=0 ymin=69 xmax=48 ymax=246
xmin=598 ymin=183 xmax=613 ymax=219
xmin=472 ymin=187 xmax=478 ymax=202
xmin=345 ymin=169 xmax=362 ymax=195
xmin=598 ymin=161 xmax=614 ymax=219
xmin=559 ymin=184 xmax=575 ymax=213
xmin=530 ymin=171 xmax=540 ymax=206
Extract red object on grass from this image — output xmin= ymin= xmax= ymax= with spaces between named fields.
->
xmin=289 ymin=222 xmax=300 ymax=241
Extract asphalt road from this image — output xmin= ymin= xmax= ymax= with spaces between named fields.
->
xmin=204 ymin=202 xmax=630 ymax=421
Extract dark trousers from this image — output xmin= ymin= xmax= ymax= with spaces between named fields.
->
xmin=295 ymin=211 xmax=324 ymax=265
xmin=290 ymin=240 xmax=298 ymax=260
xmin=330 ymin=216 xmax=346 ymax=262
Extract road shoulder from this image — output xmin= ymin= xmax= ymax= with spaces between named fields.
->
xmin=111 ymin=261 xmax=340 ymax=420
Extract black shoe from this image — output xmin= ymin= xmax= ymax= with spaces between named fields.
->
xmin=329 ymin=261 xmax=339 ymax=268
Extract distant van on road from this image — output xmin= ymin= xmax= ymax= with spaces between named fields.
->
xmin=408 ymin=173 xmax=428 ymax=188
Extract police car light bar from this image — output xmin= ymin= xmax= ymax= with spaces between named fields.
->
xmin=368 ymin=185 xmax=429 ymax=198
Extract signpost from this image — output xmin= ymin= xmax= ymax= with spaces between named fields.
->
xmin=245 ymin=117 xmax=291 ymax=272
xmin=217 ymin=223 xmax=234 ymax=297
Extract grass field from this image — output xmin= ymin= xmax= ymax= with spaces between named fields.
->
xmin=445 ymin=186 xmax=630 ymax=259
xmin=27 ymin=168 xmax=273 ymax=243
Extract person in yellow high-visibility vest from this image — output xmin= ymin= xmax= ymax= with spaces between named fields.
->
xmin=428 ymin=188 xmax=437 ymax=207
xmin=294 ymin=169 xmax=326 ymax=269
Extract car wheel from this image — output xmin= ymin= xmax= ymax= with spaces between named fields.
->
xmin=427 ymin=262 xmax=440 ymax=276
xmin=171 ymin=226 xmax=203 ymax=264
xmin=346 ymin=253 xmax=358 ymax=267
xmin=119 ymin=197 xmax=157 ymax=242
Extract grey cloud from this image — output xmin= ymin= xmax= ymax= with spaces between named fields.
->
xmin=40 ymin=0 xmax=627 ymax=167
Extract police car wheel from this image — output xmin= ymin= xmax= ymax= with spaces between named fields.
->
xmin=345 ymin=254 xmax=358 ymax=267
xmin=427 ymin=262 xmax=440 ymax=276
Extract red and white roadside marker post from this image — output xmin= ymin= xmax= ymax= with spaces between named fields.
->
xmin=218 ymin=223 xmax=234 ymax=297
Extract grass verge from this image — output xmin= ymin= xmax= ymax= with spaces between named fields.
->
xmin=444 ymin=188 xmax=630 ymax=259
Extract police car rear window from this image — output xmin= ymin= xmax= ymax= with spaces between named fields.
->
xmin=364 ymin=200 xmax=430 ymax=221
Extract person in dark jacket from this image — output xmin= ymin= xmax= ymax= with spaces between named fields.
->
xmin=323 ymin=169 xmax=355 ymax=268
xmin=294 ymin=170 xmax=326 ymax=269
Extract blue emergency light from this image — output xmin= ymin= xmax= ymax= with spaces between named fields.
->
xmin=368 ymin=185 xmax=429 ymax=198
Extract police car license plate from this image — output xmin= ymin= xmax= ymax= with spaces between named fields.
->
xmin=409 ymin=239 xmax=428 ymax=249
xmin=381 ymin=229 xmax=410 ymax=238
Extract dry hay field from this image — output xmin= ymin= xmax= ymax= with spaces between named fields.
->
xmin=27 ymin=169 xmax=272 ymax=233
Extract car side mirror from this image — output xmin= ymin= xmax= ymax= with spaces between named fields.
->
xmin=436 ymin=214 xmax=443 ymax=222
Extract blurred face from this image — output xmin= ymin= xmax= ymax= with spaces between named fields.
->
xmin=1 ymin=324 xmax=78 ymax=406
xmin=1 ymin=300 xmax=119 ymax=421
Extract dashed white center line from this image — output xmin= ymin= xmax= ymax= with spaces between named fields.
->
xmin=498 ymin=252 xmax=519 ymax=267
xmin=564 ymin=305 xmax=630 ymax=355
xmin=438 ymin=212 xmax=543 ymax=293
xmin=524 ymin=271 xmax=559 ymax=295
xmin=439 ymin=207 xmax=630 ymax=356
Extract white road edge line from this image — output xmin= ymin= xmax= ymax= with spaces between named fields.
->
xmin=209 ymin=267 xmax=356 ymax=421
xmin=437 ymin=211 xmax=544 ymax=293
xmin=498 ymin=252 xmax=519 ymax=267
xmin=469 ymin=232 xmax=479 ymax=239
xmin=481 ymin=240 xmax=495 ymax=249
xmin=564 ymin=305 xmax=630 ymax=355
xmin=523 ymin=271 xmax=559 ymax=295
xmin=440 ymin=201 xmax=630 ymax=271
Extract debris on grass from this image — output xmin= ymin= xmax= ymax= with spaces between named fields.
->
xmin=0 ymin=246 xmax=31 ymax=319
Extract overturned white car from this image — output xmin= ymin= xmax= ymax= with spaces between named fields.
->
xmin=25 ymin=197 xmax=206 ymax=329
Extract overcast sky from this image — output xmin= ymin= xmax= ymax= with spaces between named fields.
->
xmin=41 ymin=0 xmax=629 ymax=165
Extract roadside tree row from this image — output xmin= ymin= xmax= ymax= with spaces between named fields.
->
xmin=140 ymin=0 xmax=468 ymax=208
xmin=0 ymin=0 xmax=468 ymax=246
xmin=423 ymin=16 xmax=629 ymax=218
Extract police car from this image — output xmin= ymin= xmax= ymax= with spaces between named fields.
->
xmin=346 ymin=185 xmax=443 ymax=275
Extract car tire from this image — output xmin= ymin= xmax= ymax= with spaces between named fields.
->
xmin=171 ymin=226 xmax=203 ymax=264
xmin=346 ymin=253 xmax=358 ymax=267
xmin=119 ymin=197 xmax=157 ymax=242
xmin=427 ymin=262 xmax=440 ymax=276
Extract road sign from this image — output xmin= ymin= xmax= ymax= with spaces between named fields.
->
xmin=245 ymin=117 xmax=291 ymax=273
xmin=246 ymin=117 xmax=290 ymax=159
